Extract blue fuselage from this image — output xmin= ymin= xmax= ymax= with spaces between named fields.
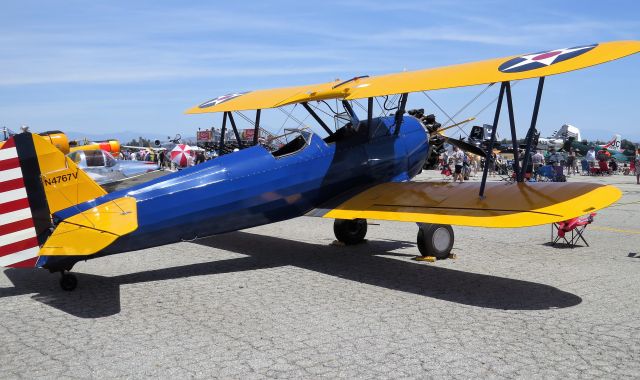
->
xmin=49 ymin=116 xmax=428 ymax=266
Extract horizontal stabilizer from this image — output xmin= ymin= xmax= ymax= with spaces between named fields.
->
xmin=317 ymin=182 xmax=621 ymax=228
xmin=40 ymin=196 xmax=137 ymax=256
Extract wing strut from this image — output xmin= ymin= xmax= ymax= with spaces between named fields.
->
xmin=219 ymin=111 xmax=228 ymax=152
xmin=227 ymin=112 xmax=243 ymax=149
xmin=341 ymin=100 xmax=359 ymax=126
xmin=253 ymin=109 xmax=261 ymax=146
xmin=367 ymin=97 xmax=373 ymax=130
xmin=518 ymin=77 xmax=545 ymax=182
xmin=301 ymin=102 xmax=334 ymax=136
xmin=393 ymin=93 xmax=409 ymax=135
xmin=479 ymin=82 xmax=506 ymax=198
xmin=505 ymin=82 xmax=520 ymax=178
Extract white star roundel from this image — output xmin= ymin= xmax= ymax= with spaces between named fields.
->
xmin=498 ymin=44 xmax=598 ymax=73
xmin=199 ymin=92 xmax=249 ymax=108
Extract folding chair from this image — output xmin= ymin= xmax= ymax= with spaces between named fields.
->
xmin=537 ymin=165 xmax=554 ymax=182
xmin=598 ymin=160 xmax=611 ymax=175
xmin=440 ymin=165 xmax=452 ymax=180
xmin=552 ymin=165 xmax=566 ymax=182
xmin=551 ymin=213 xmax=596 ymax=248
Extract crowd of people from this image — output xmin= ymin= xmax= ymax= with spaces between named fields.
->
xmin=438 ymin=145 xmax=640 ymax=184
xmin=117 ymin=147 xmax=212 ymax=171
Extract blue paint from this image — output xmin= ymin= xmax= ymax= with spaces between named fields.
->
xmin=42 ymin=116 xmax=428 ymax=269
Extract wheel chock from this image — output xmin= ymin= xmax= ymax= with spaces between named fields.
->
xmin=448 ymin=253 xmax=457 ymax=259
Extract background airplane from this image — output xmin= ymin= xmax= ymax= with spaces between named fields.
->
xmin=537 ymin=124 xmax=582 ymax=150
xmin=564 ymin=134 xmax=636 ymax=162
xmin=66 ymin=149 xmax=159 ymax=190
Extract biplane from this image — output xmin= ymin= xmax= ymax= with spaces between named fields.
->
xmin=1 ymin=41 xmax=638 ymax=291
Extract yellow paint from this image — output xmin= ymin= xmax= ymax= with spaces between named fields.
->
xmin=69 ymin=140 xmax=120 ymax=155
xmin=413 ymin=256 xmax=437 ymax=262
xmin=346 ymin=40 xmax=640 ymax=99
xmin=186 ymin=40 xmax=640 ymax=114
xmin=323 ymin=182 xmax=622 ymax=228
xmin=590 ymin=226 xmax=640 ymax=235
xmin=39 ymin=132 xmax=70 ymax=154
xmin=40 ymin=197 xmax=138 ymax=256
xmin=31 ymin=134 xmax=107 ymax=214
xmin=185 ymin=80 xmax=341 ymax=114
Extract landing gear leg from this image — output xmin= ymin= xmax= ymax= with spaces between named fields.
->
xmin=417 ymin=223 xmax=454 ymax=260
xmin=333 ymin=219 xmax=368 ymax=245
xmin=59 ymin=272 xmax=78 ymax=291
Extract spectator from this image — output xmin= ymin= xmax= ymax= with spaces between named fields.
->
xmin=158 ymin=150 xmax=166 ymax=170
xmin=585 ymin=147 xmax=596 ymax=167
xmin=547 ymin=148 xmax=560 ymax=166
xmin=532 ymin=150 xmax=544 ymax=171
xmin=451 ymin=146 xmax=465 ymax=183
xmin=566 ymin=148 xmax=576 ymax=175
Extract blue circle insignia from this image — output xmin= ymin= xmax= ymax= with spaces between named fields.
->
xmin=498 ymin=44 xmax=598 ymax=73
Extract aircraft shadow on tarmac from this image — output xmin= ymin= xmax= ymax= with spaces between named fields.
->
xmin=0 ymin=231 xmax=581 ymax=318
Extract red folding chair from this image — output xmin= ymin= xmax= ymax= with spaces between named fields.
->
xmin=551 ymin=213 xmax=596 ymax=248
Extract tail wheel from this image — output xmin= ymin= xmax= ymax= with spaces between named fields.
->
xmin=334 ymin=219 xmax=368 ymax=245
xmin=60 ymin=273 xmax=78 ymax=291
xmin=417 ymin=223 xmax=454 ymax=259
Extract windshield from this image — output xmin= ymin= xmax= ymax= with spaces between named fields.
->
xmin=269 ymin=128 xmax=312 ymax=158
xmin=85 ymin=150 xmax=106 ymax=167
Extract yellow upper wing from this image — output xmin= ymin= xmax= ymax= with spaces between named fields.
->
xmin=317 ymin=182 xmax=621 ymax=228
xmin=186 ymin=40 xmax=640 ymax=114
xmin=186 ymin=81 xmax=342 ymax=114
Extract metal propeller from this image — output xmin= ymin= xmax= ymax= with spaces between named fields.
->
xmin=428 ymin=117 xmax=486 ymax=157
xmin=443 ymin=136 xmax=487 ymax=157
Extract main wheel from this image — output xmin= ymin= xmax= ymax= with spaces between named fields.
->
xmin=417 ymin=223 xmax=454 ymax=259
xmin=60 ymin=273 xmax=78 ymax=291
xmin=333 ymin=219 xmax=368 ymax=245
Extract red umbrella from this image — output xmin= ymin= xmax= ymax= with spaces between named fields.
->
xmin=170 ymin=144 xmax=193 ymax=167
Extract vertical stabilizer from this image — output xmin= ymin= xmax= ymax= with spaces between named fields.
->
xmin=0 ymin=133 xmax=109 ymax=267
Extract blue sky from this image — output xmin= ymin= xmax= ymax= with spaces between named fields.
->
xmin=1 ymin=0 xmax=638 ymax=142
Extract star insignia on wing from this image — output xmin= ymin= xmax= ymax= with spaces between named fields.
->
xmin=498 ymin=44 xmax=598 ymax=73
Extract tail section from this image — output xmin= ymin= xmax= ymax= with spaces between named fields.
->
xmin=603 ymin=134 xmax=623 ymax=152
xmin=0 ymin=137 xmax=42 ymax=267
xmin=608 ymin=135 xmax=624 ymax=152
xmin=1 ymin=132 xmax=135 ymax=268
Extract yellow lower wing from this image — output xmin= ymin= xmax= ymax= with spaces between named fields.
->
xmin=322 ymin=182 xmax=621 ymax=228
xmin=40 ymin=196 xmax=138 ymax=256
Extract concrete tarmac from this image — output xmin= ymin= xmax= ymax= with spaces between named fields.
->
xmin=1 ymin=170 xmax=639 ymax=378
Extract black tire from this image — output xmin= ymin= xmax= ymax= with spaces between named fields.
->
xmin=334 ymin=219 xmax=368 ymax=245
xmin=60 ymin=273 xmax=78 ymax=291
xmin=417 ymin=224 xmax=454 ymax=259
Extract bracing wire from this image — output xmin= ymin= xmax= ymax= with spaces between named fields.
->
xmin=277 ymin=104 xmax=312 ymax=132
xmin=471 ymin=81 xmax=520 ymax=121
xmin=352 ymin=99 xmax=368 ymax=113
xmin=374 ymin=97 xmax=387 ymax=117
xmin=234 ymin=111 xmax=255 ymax=127
xmin=422 ymin=91 xmax=462 ymax=135
xmin=442 ymin=83 xmax=495 ymax=127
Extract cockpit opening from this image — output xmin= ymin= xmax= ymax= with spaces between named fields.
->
xmin=270 ymin=129 xmax=312 ymax=158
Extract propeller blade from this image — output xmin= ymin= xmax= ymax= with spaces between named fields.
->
xmin=430 ymin=117 xmax=476 ymax=136
xmin=445 ymin=137 xmax=487 ymax=157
